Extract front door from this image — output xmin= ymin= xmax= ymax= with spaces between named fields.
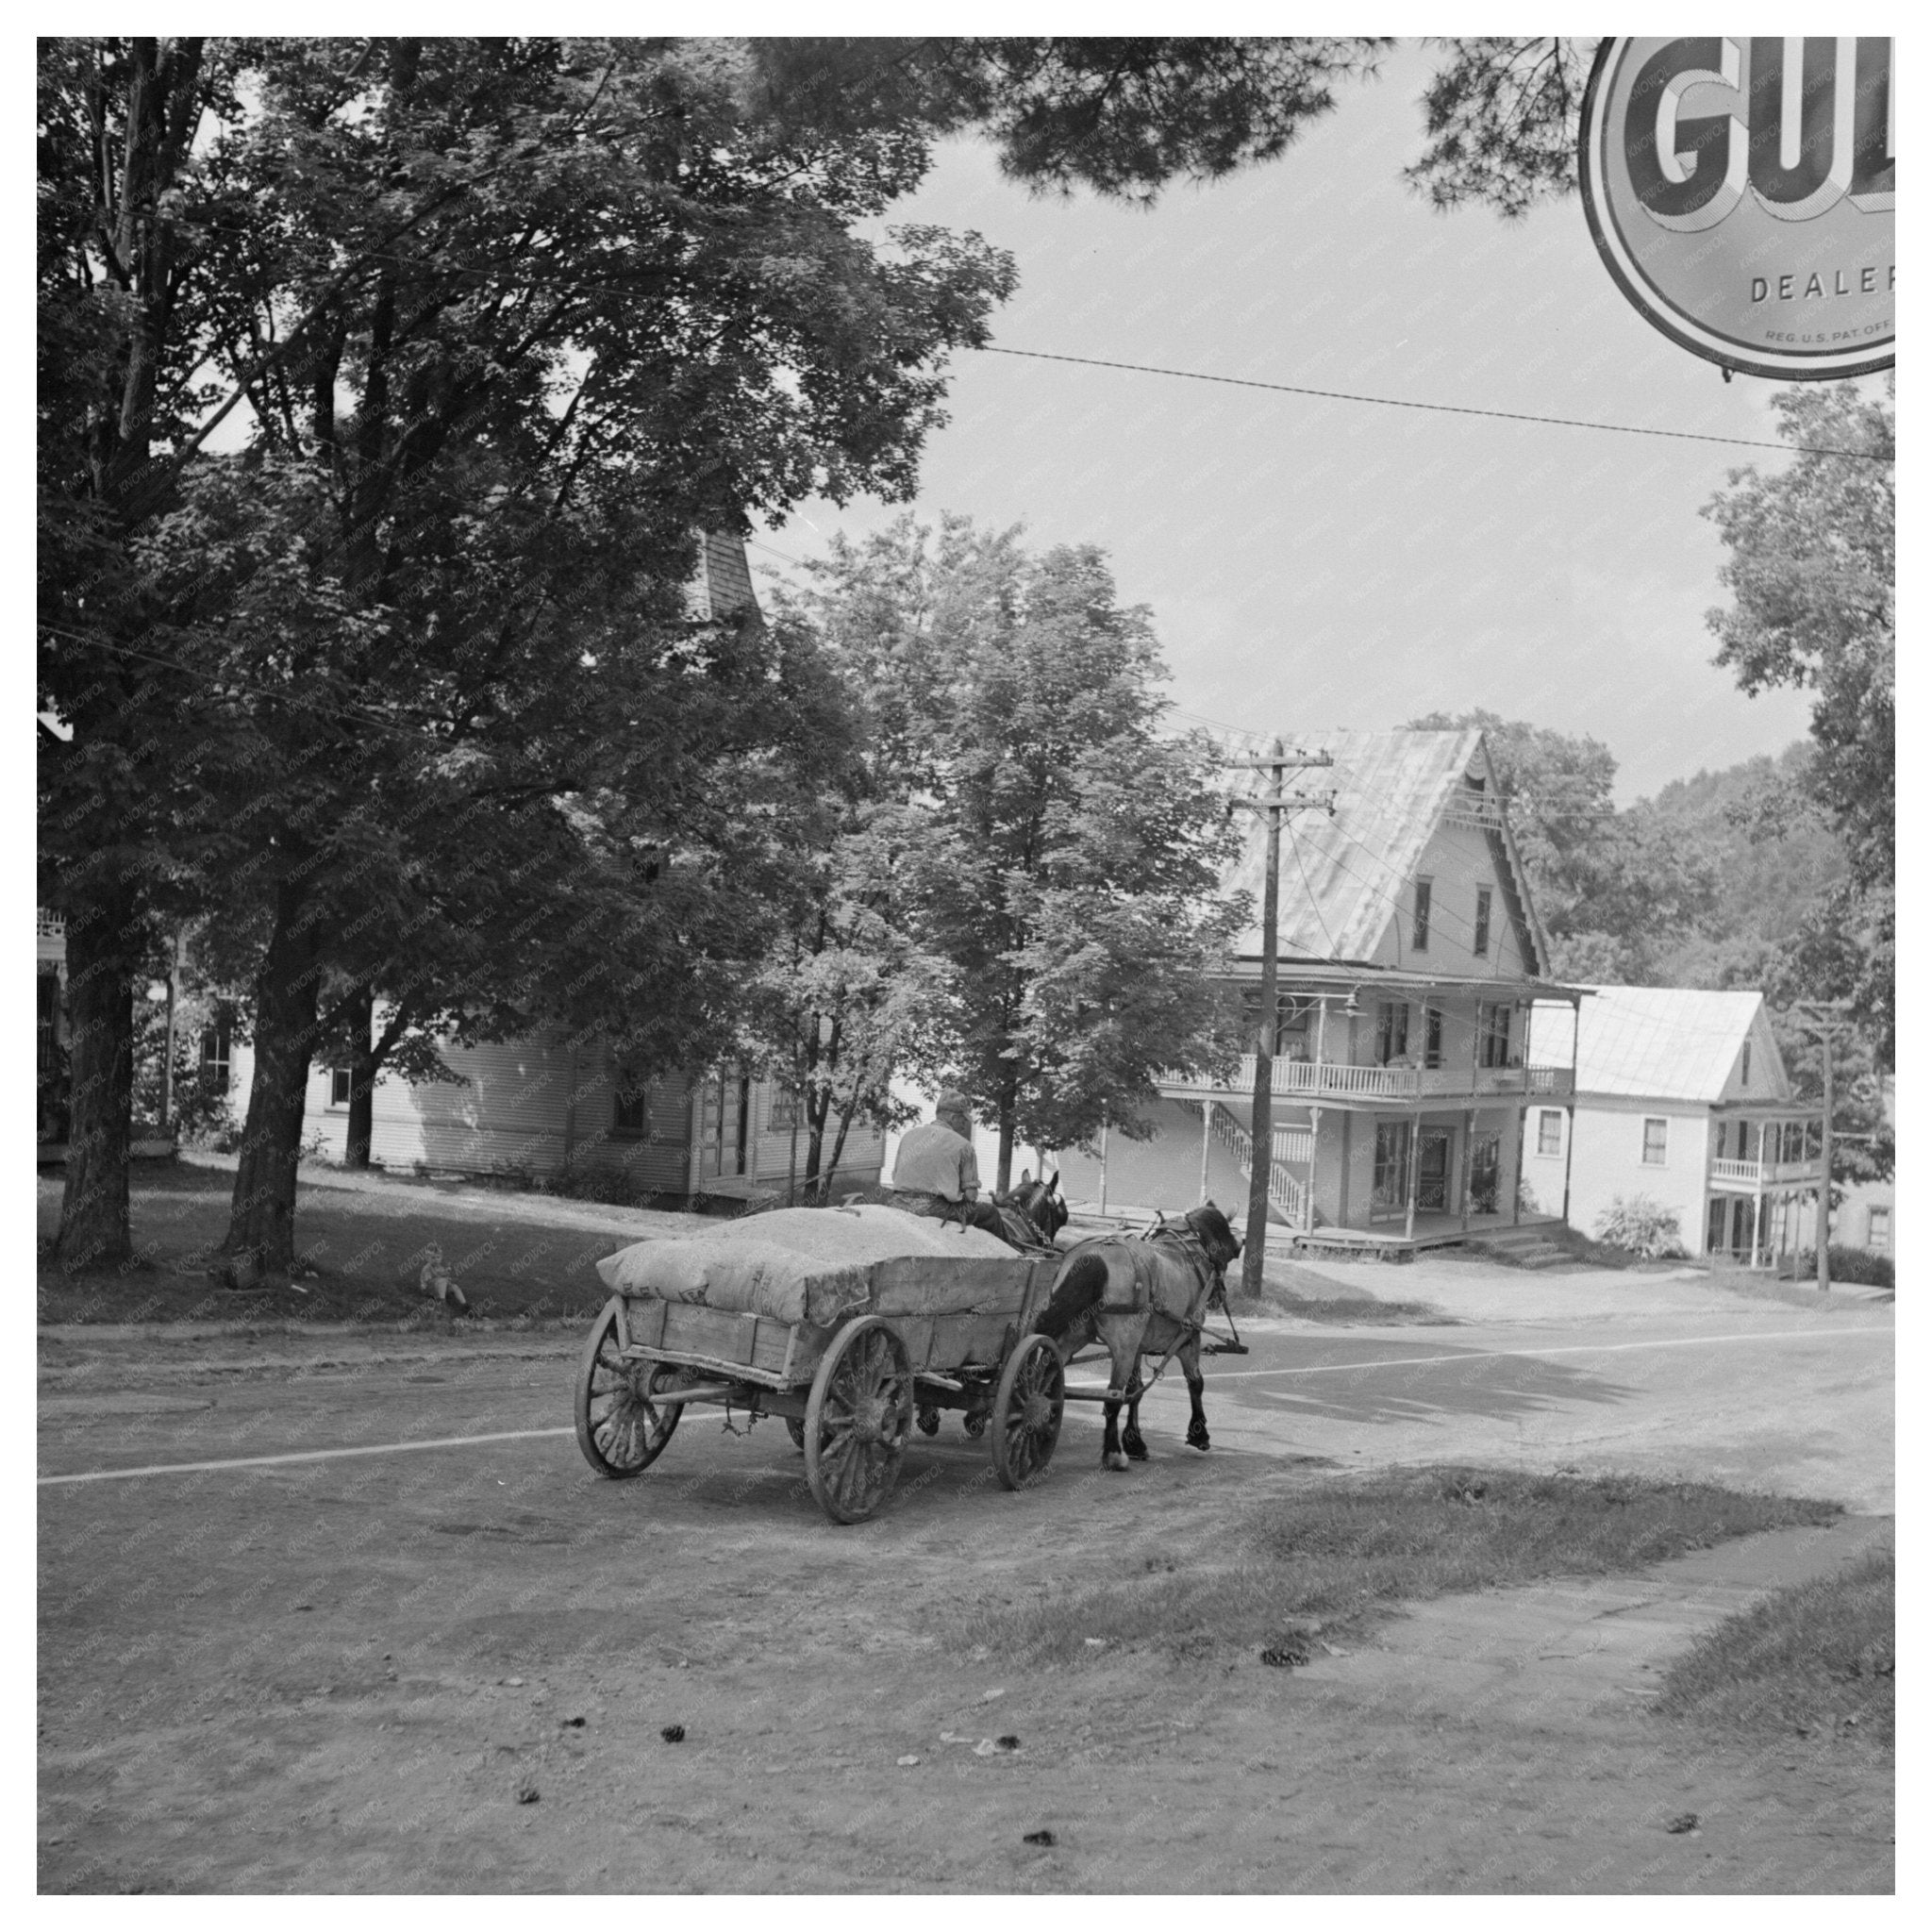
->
xmin=1468 ymin=1133 xmax=1501 ymax=1215
xmin=1372 ymin=1121 xmax=1410 ymax=1220
xmin=1417 ymin=1128 xmax=1452 ymax=1213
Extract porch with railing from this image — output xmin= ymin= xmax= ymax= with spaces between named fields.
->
xmin=1160 ymin=1055 xmax=1574 ymax=1106
xmin=1709 ymin=1156 xmax=1824 ymax=1191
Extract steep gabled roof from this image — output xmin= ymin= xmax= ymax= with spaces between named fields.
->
xmin=1533 ymin=985 xmax=1767 ymax=1102
xmin=1214 ymin=726 xmax=1546 ymax=968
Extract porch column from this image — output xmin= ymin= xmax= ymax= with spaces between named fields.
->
xmin=1512 ymin=1108 xmax=1524 ymax=1224
xmin=1750 ymin=1188 xmax=1764 ymax=1269
xmin=1404 ymin=1109 xmax=1422 ymax=1242
xmin=1307 ymin=1106 xmax=1323 ymax=1232
xmin=1459 ymin=1107 xmax=1475 ymax=1230
xmin=1198 ymin=1100 xmax=1213 ymax=1208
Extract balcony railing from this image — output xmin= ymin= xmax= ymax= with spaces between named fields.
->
xmin=1710 ymin=1157 xmax=1824 ymax=1190
xmin=1159 ymin=1057 xmax=1574 ymax=1105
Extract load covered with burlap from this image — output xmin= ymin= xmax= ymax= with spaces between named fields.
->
xmin=593 ymin=1204 xmax=1035 ymax=1328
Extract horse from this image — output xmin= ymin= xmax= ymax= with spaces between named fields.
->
xmin=1032 ymin=1201 xmax=1242 ymax=1470
xmin=990 ymin=1168 xmax=1069 ymax=1251
xmin=930 ymin=1167 xmax=1069 ymax=1252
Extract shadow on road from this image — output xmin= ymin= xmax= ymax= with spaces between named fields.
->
xmin=1233 ymin=1349 xmax=1641 ymax=1428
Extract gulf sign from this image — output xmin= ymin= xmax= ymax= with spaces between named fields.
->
xmin=1579 ymin=39 xmax=1894 ymax=379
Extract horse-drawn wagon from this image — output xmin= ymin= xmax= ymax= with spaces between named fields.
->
xmin=574 ymin=1203 xmax=1073 ymax=1523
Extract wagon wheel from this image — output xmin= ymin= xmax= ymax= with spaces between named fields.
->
xmin=575 ymin=1298 xmax=685 ymax=1478
xmin=804 ymin=1317 xmax=914 ymax=1524
xmin=991 ymin=1334 xmax=1065 ymax=1491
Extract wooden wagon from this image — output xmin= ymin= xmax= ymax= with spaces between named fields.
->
xmin=573 ymin=1206 xmax=1070 ymax=1524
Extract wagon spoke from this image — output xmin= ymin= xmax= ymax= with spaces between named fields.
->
xmin=804 ymin=1318 xmax=913 ymax=1524
xmin=575 ymin=1302 xmax=687 ymax=1480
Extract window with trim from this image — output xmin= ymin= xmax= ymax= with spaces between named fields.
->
xmin=1478 ymin=1001 xmax=1512 ymax=1068
xmin=1740 ymin=1041 xmax=1752 ymax=1088
xmin=1474 ymin=887 xmax=1491 ymax=958
xmin=1241 ymin=990 xmax=1311 ymax=1058
xmin=1423 ymin=1005 xmax=1444 ymax=1069
xmin=1537 ymin=1108 xmax=1563 ymax=1157
xmin=1412 ymin=879 xmax=1431 ymax=952
xmin=201 ymin=1018 xmax=231 ymax=1090
xmin=769 ymin=1081 xmax=801 ymax=1132
xmin=1374 ymin=1001 xmax=1409 ymax=1066
xmin=1641 ymin=1117 xmax=1668 ymax=1165
xmin=612 ymin=1080 xmax=648 ymax=1138
xmin=1867 ymin=1207 xmax=1890 ymax=1251
xmin=329 ymin=1067 xmax=352 ymax=1108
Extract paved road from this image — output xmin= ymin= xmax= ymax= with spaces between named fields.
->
xmin=40 ymin=1303 xmax=1894 ymax=1511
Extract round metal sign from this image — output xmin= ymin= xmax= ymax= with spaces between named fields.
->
xmin=1579 ymin=38 xmax=1894 ymax=379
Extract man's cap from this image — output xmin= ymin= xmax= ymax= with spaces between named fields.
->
xmin=936 ymin=1088 xmax=972 ymax=1115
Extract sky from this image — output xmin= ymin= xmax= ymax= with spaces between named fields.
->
xmin=750 ymin=42 xmax=1827 ymax=805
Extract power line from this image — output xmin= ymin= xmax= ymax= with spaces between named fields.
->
xmin=979 ymin=345 xmax=1891 ymax=462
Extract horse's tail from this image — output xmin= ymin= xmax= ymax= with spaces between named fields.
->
xmin=1035 ymin=1246 xmax=1136 ymax=1341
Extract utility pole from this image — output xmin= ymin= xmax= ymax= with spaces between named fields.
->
xmin=1224 ymin=739 xmax=1335 ymax=1298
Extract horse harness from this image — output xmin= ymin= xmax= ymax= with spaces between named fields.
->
xmin=1107 ymin=1219 xmax=1231 ymax=1401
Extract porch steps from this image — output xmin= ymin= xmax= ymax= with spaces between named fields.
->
xmin=1464 ymin=1224 xmax=1573 ymax=1270
xmin=1206 ymin=1102 xmax=1303 ymax=1225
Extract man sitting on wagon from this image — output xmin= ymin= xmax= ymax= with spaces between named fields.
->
xmin=887 ymin=1089 xmax=1007 ymax=1239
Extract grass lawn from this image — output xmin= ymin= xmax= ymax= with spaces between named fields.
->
xmin=1657 ymin=1541 xmax=1894 ymax=1746
xmin=962 ymin=1467 xmax=1842 ymax=1665
xmin=36 ymin=1163 xmax=648 ymax=1327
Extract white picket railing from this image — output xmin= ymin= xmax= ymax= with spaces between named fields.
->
xmin=1161 ymin=1058 xmax=1575 ymax=1105
xmin=1710 ymin=1157 xmax=1824 ymax=1188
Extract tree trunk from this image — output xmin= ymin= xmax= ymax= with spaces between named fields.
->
xmin=802 ymin=1090 xmax=829 ymax=1185
xmin=54 ymin=878 xmax=141 ymax=1273
xmin=822 ymin=1092 xmax=862 ymax=1204
xmin=219 ymin=882 xmax=324 ymax=1287
xmin=344 ymin=983 xmax=375 ymax=1169
xmin=994 ymin=1071 xmax=1020 ymax=1195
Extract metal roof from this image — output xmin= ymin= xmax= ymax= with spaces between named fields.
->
xmin=1214 ymin=726 xmax=1541 ymax=965
xmin=1529 ymin=984 xmax=1765 ymax=1103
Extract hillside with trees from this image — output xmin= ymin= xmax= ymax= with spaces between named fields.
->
xmin=1414 ymin=709 xmax=1890 ymax=1185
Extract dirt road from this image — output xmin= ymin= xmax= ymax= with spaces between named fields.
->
xmin=38 ymin=1293 xmax=1893 ymax=1892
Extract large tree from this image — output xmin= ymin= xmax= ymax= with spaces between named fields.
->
xmin=38 ymin=37 xmax=1014 ymax=1280
xmin=822 ymin=517 xmax=1242 ymax=1191
xmin=1703 ymin=381 xmax=1895 ymax=1062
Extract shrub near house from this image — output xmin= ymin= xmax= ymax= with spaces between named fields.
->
xmin=1592 ymin=1194 xmax=1686 ymax=1259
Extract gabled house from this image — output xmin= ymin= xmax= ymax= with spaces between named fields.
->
xmin=36 ymin=533 xmax=889 ymax=1203
xmin=1527 ymin=987 xmax=1825 ymax=1264
xmin=1055 ymin=727 xmax=1586 ymax=1254
xmin=290 ymin=527 xmax=888 ymax=1200
xmin=1837 ymin=1073 xmax=1894 ymax=1257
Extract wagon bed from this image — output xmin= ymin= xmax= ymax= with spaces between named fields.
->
xmin=574 ymin=1207 xmax=1069 ymax=1523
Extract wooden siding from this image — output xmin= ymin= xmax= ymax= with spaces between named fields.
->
xmin=1377 ymin=817 xmax=1528 ymax=980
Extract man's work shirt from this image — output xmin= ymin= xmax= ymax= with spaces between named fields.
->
xmin=888 ymin=1121 xmax=980 ymax=1203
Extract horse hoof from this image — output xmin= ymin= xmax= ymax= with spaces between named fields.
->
xmin=1123 ymin=1439 xmax=1148 ymax=1462
xmin=1104 ymin=1452 xmax=1130 ymax=1472
xmin=1187 ymin=1430 xmax=1210 ymax=1453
